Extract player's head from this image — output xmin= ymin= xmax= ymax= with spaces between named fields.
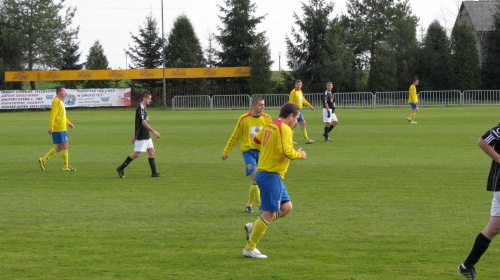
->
xmin=413 ymin=78 xmax=419 ymax=86
xmin=280 ymin=102 xmax=300 ymax=128
xmin=141 ymin=91 xmax=152 ymax=106
xmin=326 ymin=82 xmax=333 ymax=91
xmin=55 ymin=86 xmax=66 ymax=98
xmin=251 ymin=96 xmax=265 ymax=114
xmin=295 ymin=80 xmax=302 ymax=90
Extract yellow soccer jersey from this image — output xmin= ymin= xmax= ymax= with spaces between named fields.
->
xmin=223 ymin=112 xmax=272 ymax=154
xmin=49 ymin=97 xmax=70 ymax=132
xmin=409 ymin=84 xmax=418 ymax=103
xmin=289 ymin=88 xmax=312 ymax=109
xmin=252 ymin=120 xmax=302 ymax=179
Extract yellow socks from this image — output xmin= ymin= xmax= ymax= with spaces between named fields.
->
xmin=301 ymin=128 xmax=309 ymax=140
xmin=245 ymin=216 xmax=269 ymax=251
xmin=248 ymin=182 xmax=261 ymax=207
xmin=61 ymin=150 xmax=69 ymax=167
xmin=43 ymin=148 xmax=60 ymax=161
xmin=409 ymin=113 xmax=416 ymax=121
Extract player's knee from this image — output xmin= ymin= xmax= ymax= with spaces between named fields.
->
xmin=332 ymin=121 xmax=338 ymax=126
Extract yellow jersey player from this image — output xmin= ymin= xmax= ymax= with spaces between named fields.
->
xmin=222 ymin=97 xmax=272 ymax=213
xmin=289 ymin=80 xmax=315 ymax=144
xmin=38 ymin=86 xmax=76 ymax=171
xmin=242 ymin=102 xmax=306 ymax=258
xmin=407 ymin=78 xmax=419 ymax=124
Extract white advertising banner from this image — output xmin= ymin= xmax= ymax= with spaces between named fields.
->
xmin=0 ymin=88 xmax=132 ymax=110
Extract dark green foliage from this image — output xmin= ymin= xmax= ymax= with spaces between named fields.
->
xmin=346 ymin=0 xmax=418 ymax=91
xmin=286 ymin=0 xmax=334 ymax=85
xmin=448 ymin=23 xmax=481 ymax=90
xmin=0 ymin=18 xmax=23 ymax=89
xmin=57 ymin=28 xmax=83 ymax=89
xmin=418 ymin=21 xmax=449 ymax=91
xmin=84 ymin=40 xmax=111 ymax=88
xmin=249 ymin=34 xmax=273 ymax=95
xmin=482 ymin=11 xmax=500 ymax=89
xmin=216 ymin=0 xmax=264 ymax=68
xmin=126 ymin=13 xmax=163 ymax=88
xmin=164 ymin=14 xmax=205 ymax=86
xmin=1 ymin=0 xmax=76 ymax=89
xmin=368 ymin=42 xmax=397 ymax=92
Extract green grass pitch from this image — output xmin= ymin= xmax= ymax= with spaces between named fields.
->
xmin=0 ymin=106 xmax=498 ymax=279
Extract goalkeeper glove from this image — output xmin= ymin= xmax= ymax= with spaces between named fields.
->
xmin=327 ymin=110 xmax=331 ymax=118
xmin=331 ymin=107 xmax=336 ymax=114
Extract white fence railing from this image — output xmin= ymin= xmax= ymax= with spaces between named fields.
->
xmin=171 ymin=90 xmax=500 ymax=110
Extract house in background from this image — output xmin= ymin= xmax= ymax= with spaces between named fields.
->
xmin=454 ymin=0 xmax=500 ymax=64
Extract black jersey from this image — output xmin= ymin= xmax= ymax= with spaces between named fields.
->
xmin=323 ymin=90 xmax=335 ymax=109
xmin=482 ymin=123 xmax=500 ymax=191
xmin=135 ymin=103 xmax=150 ymax=140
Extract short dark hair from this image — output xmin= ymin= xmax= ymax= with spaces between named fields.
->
xmin=55 ymin=86 xmax=64 ymax=93
xmin=142 ymin=91 xmax=152 ymax=99
xmin=279 ymin=102 xmax=300 ymax=119
xmin=252 ymin=96 xmax=264 ymax=105
xmin=295 ymin=80 xmax=302 ymax=84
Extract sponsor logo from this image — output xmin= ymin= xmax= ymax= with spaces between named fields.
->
xmin=140 ymin=70 xmax=156 ymax=77
xmin=109 ymin=70 xmax=125 ymax=78
xmin=77 ymin=71 xmax=93 ymax=78
xmin=44 ymin=72 xmax=61 ymax=79
xmin=12 ymin=72 xmax=29 ymax=80
xmin=171 ymin=69 xmax=187 ymax=77
xmin=234 ymin=67 xmax=250 ymax=76
xmin=203 ymin=69 xmax=218 ymax=77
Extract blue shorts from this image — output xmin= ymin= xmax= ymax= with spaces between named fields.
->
xmin=410 ymin=103 xmax=418 ymax=109
xmin=242 ymin=149 xmax=259 ymax=176
xmin=256 ymin=171 xmax=290 ymax=212
xmin=297 ymin=110 xmax=305 ymax=123
xmin=52 ymin=131 xmax=68 ymax=144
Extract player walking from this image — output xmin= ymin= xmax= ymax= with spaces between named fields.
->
xmin=289 ymin=80 xmax=315 ymax=144
xmin=116 ymin=91 xmax=164 ymax=178
xmin=458 ymin=124 xmax=500 ymax=280
xmin=242 ymin=102 xmax=306 ymax=258
xmin=322 ymin=82 xmax=338 ymax=142
xmin=38 ymin=86 xmax=76 ymax=171
xmin=222 ymin=97 xmax=272 ymax=213
xmin=407 ymin=79 xmax=419 ymax=124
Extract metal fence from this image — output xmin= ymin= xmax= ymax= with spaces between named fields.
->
xmin=171 ymin=90 xmax=500 ymax=110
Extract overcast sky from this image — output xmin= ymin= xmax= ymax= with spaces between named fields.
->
xmin=62 ymin=0 xmax=463 ymax=71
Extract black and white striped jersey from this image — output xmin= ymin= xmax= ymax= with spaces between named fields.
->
xmin=482 ymin=123 xmax=500 ymax=191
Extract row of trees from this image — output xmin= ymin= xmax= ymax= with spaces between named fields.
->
xmin=1 ymin=0 xmax=500 ymax=93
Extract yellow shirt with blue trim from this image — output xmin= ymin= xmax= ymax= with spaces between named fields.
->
xmin=223 ymin=112 xmax=272 ymax=154
xmin=49 ymin=97 xmax=70 ymax=132
xmin=252 ymin=120 xmax=302 ymax=179
xmin=409 ymin=84 xmax=418 ymax=103
xmin=289 ymin=88 xmax=312 ymax=109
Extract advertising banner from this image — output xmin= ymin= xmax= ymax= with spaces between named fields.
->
xmin=0 ymin=88 xmax=131 ymax=110
xmin=4 ymin=67 xmax=251 ymax=82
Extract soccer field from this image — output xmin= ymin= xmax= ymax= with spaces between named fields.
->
xmin=1 ymin=106 xmax=498 ymax=279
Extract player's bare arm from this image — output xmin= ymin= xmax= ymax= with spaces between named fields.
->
xmin=478 ymin=137 xmax=500 ymax=164
xmin=142 ymin=119 xmax=160 ymax=138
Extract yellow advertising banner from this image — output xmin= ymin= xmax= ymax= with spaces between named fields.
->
xmin=5 ymin=67 xmax=251 ymax=82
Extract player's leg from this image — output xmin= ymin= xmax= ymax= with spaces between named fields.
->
xmin=147 ymin=139 xmax=164 ymax=177
xmin=244 ymin=150 xmax=260 ymax=213
xmin=243 ymin=171 xmax=281 ymax=258
xmin=458 ymin=193 xmax=500 ymax=278
xmin=117 ymin=140 xmax=145 ymax=178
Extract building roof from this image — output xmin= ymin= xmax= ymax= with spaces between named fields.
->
xmin=457 ymin=1 xmax=500 ymax=32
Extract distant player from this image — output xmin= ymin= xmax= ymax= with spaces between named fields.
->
xmin=407 ymin=78 xmax=419 ymax=124
xmin=289 ymin=80 xmax=315 ymax=144
xmin=222 ymin=97 xmax=272 ymax=213
xmin=116 ymin=91 xmax=164 ymax=178
xmin=242 ymin=102 xmax=306 ymax=258
xmin=457 ymin=124 xmax=500 ymax=280
xmin=38 ymin=86 xmax=76 ymax=171
xmin=322 ymin=82 xmax=338 ymax=142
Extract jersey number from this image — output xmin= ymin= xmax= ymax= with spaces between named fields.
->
xmin=262 ymin=130 xmax=272 ymax=146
